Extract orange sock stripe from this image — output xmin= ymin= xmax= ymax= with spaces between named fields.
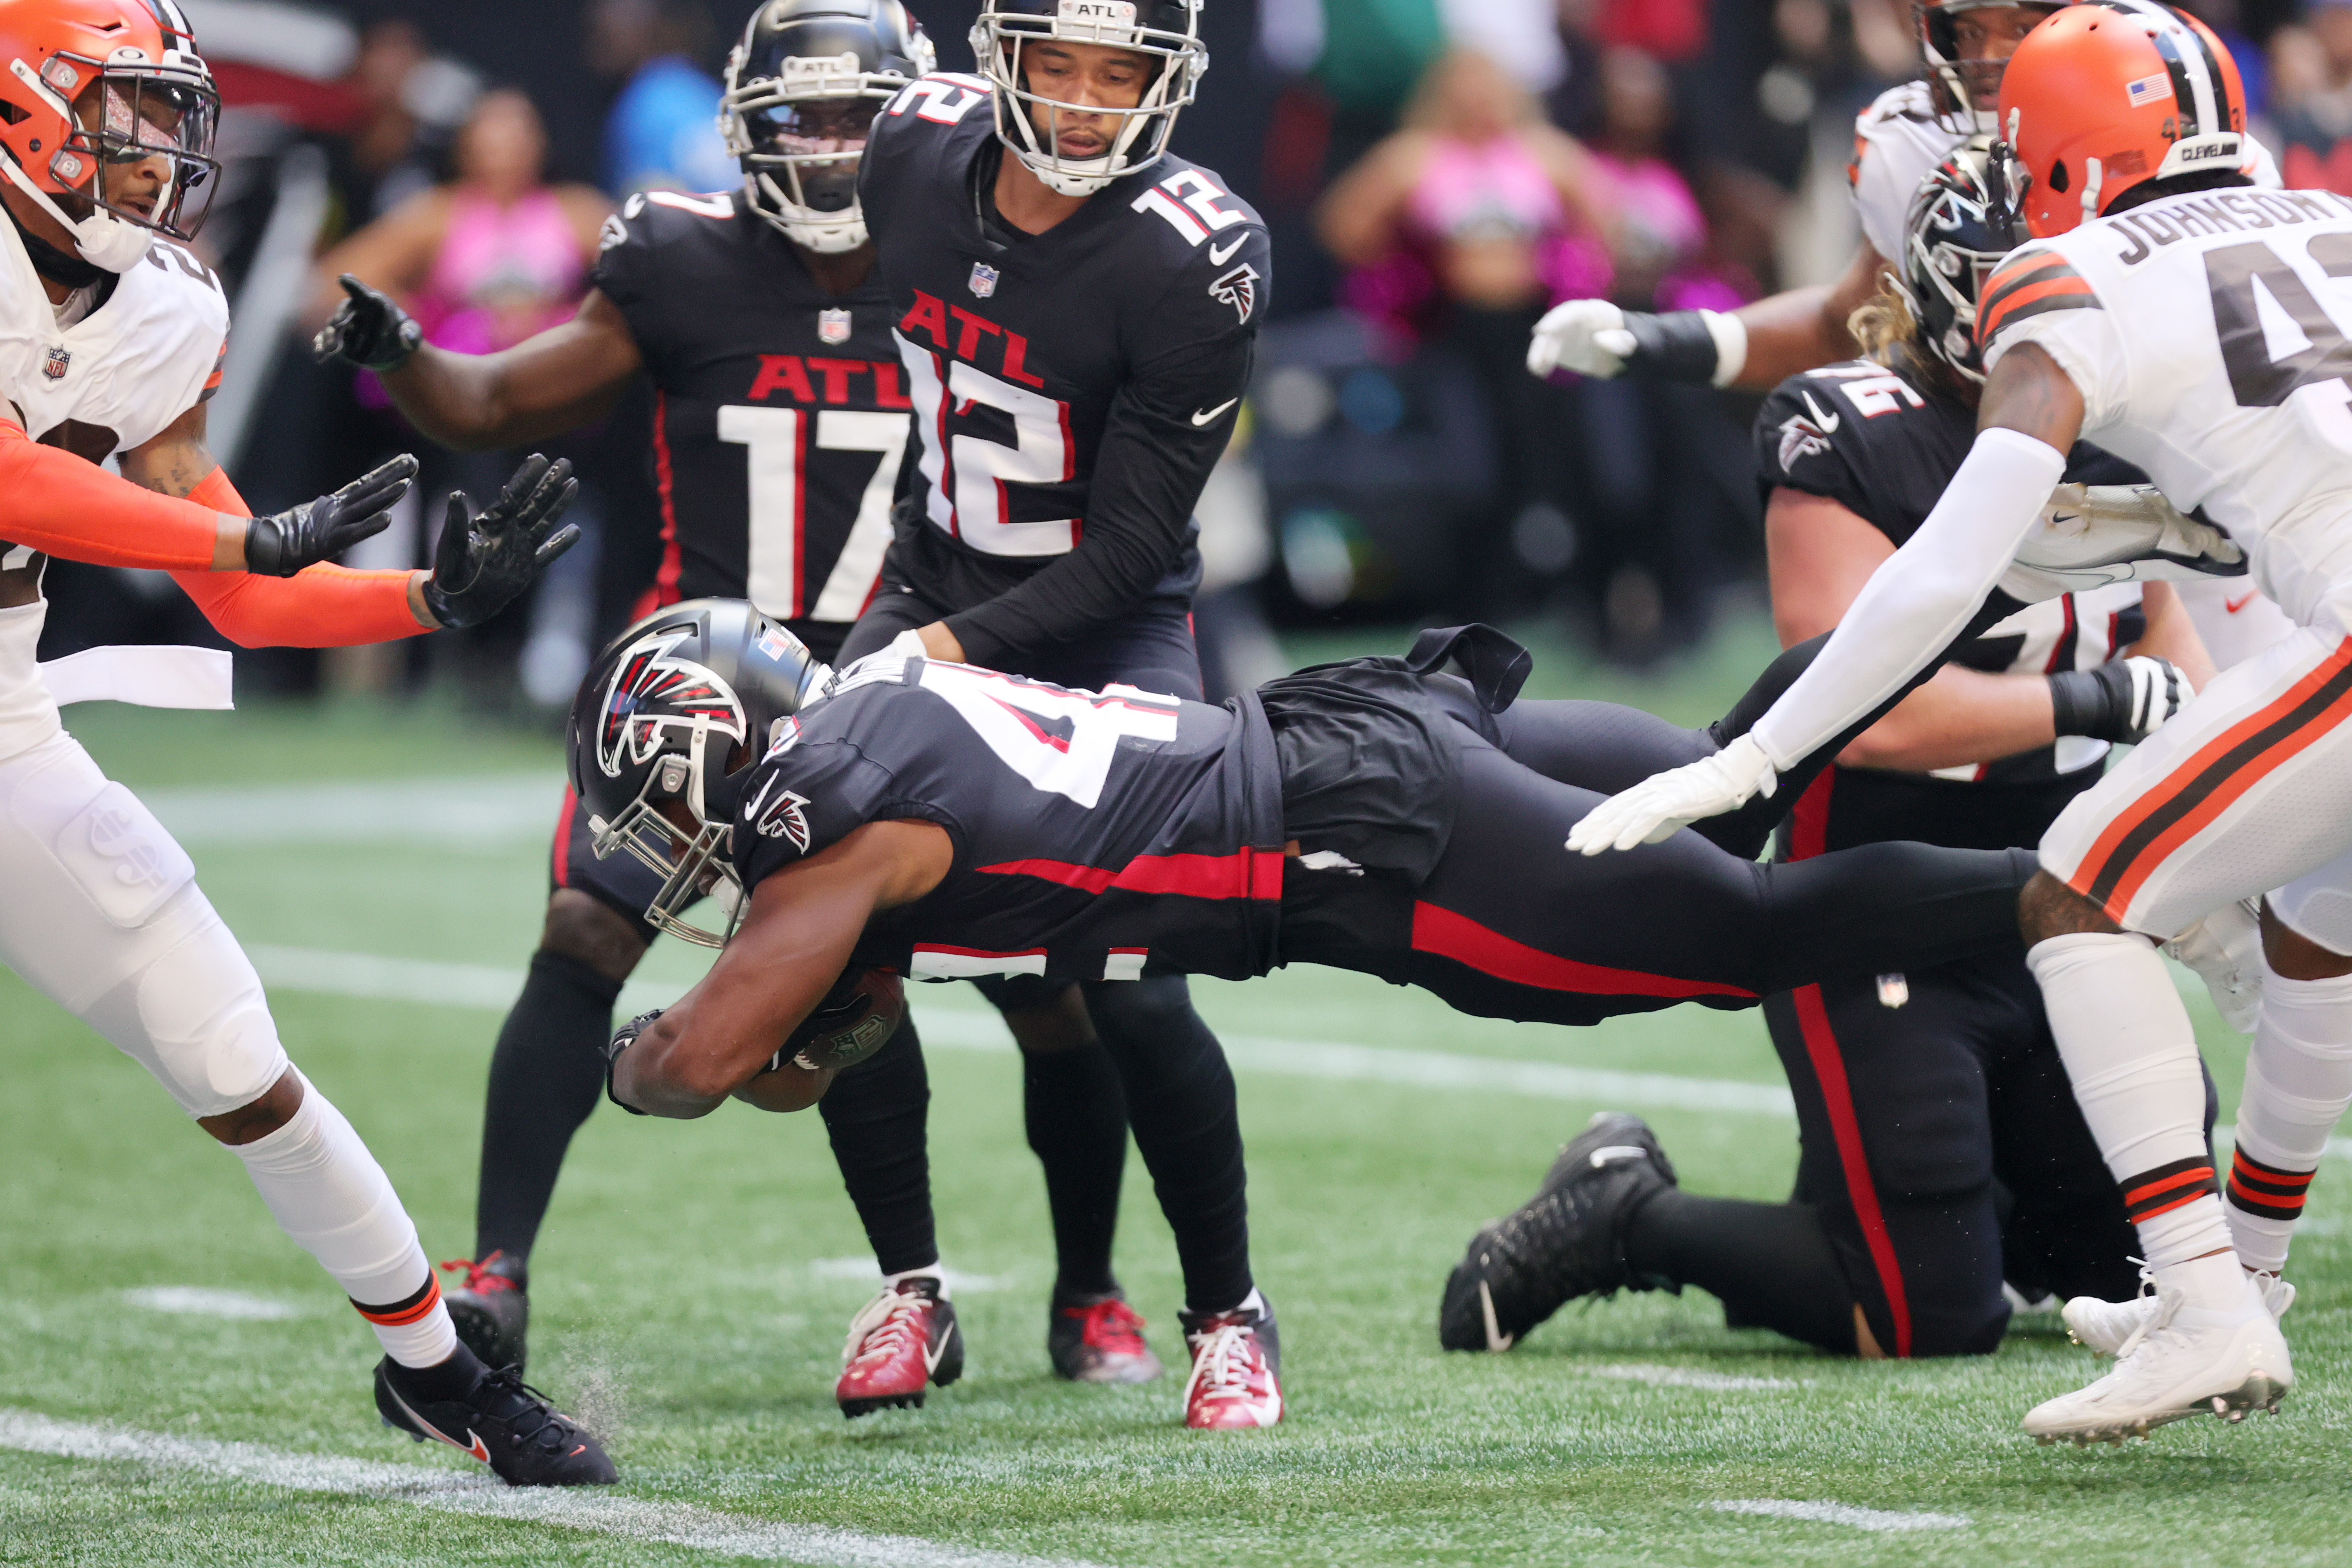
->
xmin=2233 ymin=1149 xmax=2317 ymax=1187
xmin=2122 ymin=1165 xmax=2215 ymax=1207
xmin=2069 ymin=638 xmax=2352 ymax=918
xmin=2227 ymin=1175 xmax=2307 ymax=1219
xmin=355 ymin=1276 xmax=442 ymax=1328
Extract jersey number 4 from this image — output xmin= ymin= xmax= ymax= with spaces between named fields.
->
xmin=919 ymin=661 xmax=1180 ymax=808
xmin=2206 ymin=235 xmax=2352 ymax=408
xmin=719 ymin=406 xmax=911 ymax=622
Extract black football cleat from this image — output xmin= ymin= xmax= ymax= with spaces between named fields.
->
xmin=374 ymin=1358 xmax=618 ymax=1486
xmin=441 ymin=1252 xmax=529 ymax=1373
xmin=1438 ymin=1111 xmax=1678 ymax=1352
xmin=1048 ymin=1290 xmax=1165 ymax=1384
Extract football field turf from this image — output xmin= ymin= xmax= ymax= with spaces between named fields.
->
xmin=6 ymin=620 xmax=2349 ymax=1568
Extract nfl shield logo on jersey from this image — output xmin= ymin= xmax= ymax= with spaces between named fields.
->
xmin=818 ymin=308 xmax=853 ymax=346
xmin=968 ymin=262 xmax=1000 ymax=300
xmin=43 ymin=346 xmax=68 ymax=382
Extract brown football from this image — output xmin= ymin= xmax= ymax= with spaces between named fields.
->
xmin=780 ymin=968 xmax=905 ymax=1074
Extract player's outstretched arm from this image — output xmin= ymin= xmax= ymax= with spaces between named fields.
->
xmin=1567 ymin=344 xmax=2086 ymax=855
xmin=313 ymin=276 xmax=644 ymax=452
xmin=609 ymin=821 xmax=952 ymax=1119
xmin=1529 ymin=240 xmax=1887 ymax=390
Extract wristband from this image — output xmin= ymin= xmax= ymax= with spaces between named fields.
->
xmin=1617 ymin=310 xmax=1724 ymax=384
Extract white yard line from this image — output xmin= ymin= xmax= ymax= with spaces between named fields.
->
xmin=243 ymin=945 xmax=1797 ymax=1118
xmin=1581 ymin=1364 xmax=1804 ymax=1392
xmin=1712 ymin=1499 xmax=1970 ymax=1533
xmin=0 ymin=1408 xmax=1106 ymax=1568
xmin=121 ymin=1287 xmax=302 ymax=1321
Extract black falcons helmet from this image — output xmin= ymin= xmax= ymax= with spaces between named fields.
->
xmin=1900 ymin=134 xmax=2029 ymax=382
xmin=972 ymin=0 xmax=1207 ymax=196
xmin=567 ymin=598 xmax=832 ymax=947
xmin=1916 ymin=0 xmax=2065 ymax=129
xmin=720 ymin=0 xmax=934 ymax=253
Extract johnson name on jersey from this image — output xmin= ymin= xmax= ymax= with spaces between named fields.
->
xmin=591 ymin=188 xmax=913 ymax=634
xmin=0 ymin=218 xmax=226 ymax=457
xmin=1979 ymin=186 xmax=2352 ymax=631
xmin=732 ymin=651 xmax=1284 ymax=985
xmin=854 ymin=74 xmax=1271 ymax=653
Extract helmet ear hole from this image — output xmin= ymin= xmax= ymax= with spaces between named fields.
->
xmin=2048 ymin=158 xmax=2068 ymax=194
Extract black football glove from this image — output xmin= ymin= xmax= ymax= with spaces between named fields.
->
xmin=2049 ymin=655 xmax=2188 ymax=745
xmin=420 ymin=454 xmax=582 ymax=629
xmin=242 ymin=454 xmax=419 ymax=577
xmin=604 ymin=1008 xmax=661 ymax=1115
xmin=312 ymin=273 xmax=423 ymax=371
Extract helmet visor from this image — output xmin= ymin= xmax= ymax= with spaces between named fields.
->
xmin=63 ymin=64 xmax=221 ymax=241
xmin=738 ymin=95 xmax=883 ymax=212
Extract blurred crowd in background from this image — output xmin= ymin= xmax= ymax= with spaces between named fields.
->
xmin=36 ymin=0 xmax=2329 ymax=708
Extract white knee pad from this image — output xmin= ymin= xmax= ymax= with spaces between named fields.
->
xmin=0 ymin=734 xmax=288 ymax=1117
xmin=2237 ymin=969 xmax=2352 ymax=1171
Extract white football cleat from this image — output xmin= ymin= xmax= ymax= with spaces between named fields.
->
xmin=2065 ymin=1268 xmax=2295 ymax=1357
xmin=2160 ymin=899 xmax=2266 ymax=1033
xmin=2025 ymin=1288 xmax=2291 ymax=1445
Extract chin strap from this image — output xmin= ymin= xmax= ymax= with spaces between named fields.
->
xmin=0 ymin=144 xmax=150 ymax=274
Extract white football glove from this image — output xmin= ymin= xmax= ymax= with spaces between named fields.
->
xmin=2113 ymin=655 xmax=2190 ymax=744
xmin=1565 ymin=734 xmax=1778 ymax=856
xmin=1998 ymin=482 xmax=2247 ymax=602
xmin=2162 ymin=898 xmax=2266 ymax=1034
xmin=1528 ymin=298 xmax=1635 ymax=379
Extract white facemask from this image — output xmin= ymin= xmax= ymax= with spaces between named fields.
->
xmin=0 ymin=152 xmax=153 ymax=272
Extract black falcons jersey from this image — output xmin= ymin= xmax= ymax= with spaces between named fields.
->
xmin=732 ymin=652 xmax=1284 ymax=984
xmin=1755 ymin=359 xmax=2148 ymax=855
xmin=855 ymin=74 xmax=1271 ymax=665
xmin=592 ymin=188 xmax=913 ymax=642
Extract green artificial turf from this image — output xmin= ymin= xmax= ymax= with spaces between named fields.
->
xmin=2 ymin=621 xmax=2340 ymax=1568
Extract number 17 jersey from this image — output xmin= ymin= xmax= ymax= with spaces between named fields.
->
xmin=591 ymin=188 xmax=915 ymax=653
xmin=1979 ymin=185 xmax=2352 ymax=633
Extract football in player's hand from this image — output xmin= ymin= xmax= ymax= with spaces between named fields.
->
xmin=781 ymin=968 xmax=905 ymax=1075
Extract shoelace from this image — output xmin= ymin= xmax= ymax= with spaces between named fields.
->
xmin=2111 ymin=1288 xmax=2186 ymax=1363
xmin=1079 ymin=1300 xmax=1148 ymax=1354
xmin=845 ymin=1292 xmax=927 ymax=1372
xmin=438 ymin=1255 xmax=517 ymax=1294
xmin=1188 ymin=1323 xmax=1260 ymax=1400
xmin=472 ymin=1367 xmax=570 ymax=1452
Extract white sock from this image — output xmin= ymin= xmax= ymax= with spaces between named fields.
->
xmin=2028 ymin=933 xmax=2231 ymax=1269
xmin=228 ymin=1076 xmax=459 ymax=1368
xmin=883 ymin=1263 xmax=948 ymax=1300
xmin=2152 ymin=1248 xmax=2263 ymax=1318
xmin=2228 ymin=969 xmax=2352 ymax=1271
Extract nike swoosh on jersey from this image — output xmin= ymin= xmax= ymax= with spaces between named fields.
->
xmin=1798 ymin=390 xmax=1841 ymax=431
xmin=2227 ymin=592 xmax=2258 ymax=613
xmin=1191 ymin=399 xmax=1239 ymax=427
xmin=1208 ymin=236 xmax=1247 ymax=266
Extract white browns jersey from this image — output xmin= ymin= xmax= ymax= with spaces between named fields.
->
xmin=1981 ymin=186 xmax=2352 ymax=634
xmin=0 ymin=219 xmax=227 ymax=456
xmin=1847 ymin=80 xmax=2282 ymax=266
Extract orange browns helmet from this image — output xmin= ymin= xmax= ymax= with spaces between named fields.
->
xmin=1995 ymin=0 xmax=2246 ymax=238
xmin=0 ymin=0 xmax=218 ymax=243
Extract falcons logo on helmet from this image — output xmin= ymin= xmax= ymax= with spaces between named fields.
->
xmin=596 ymin=629 xmax=747 ymax=778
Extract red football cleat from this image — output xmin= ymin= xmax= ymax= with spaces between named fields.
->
xmin=1179 ymin=1297 xmax=1283 ymax=1429
xmin=836 ymin=1276 xmax=964 ymax=1418
xmin=1049 ymin=1293 xmax=1164 ymax=1384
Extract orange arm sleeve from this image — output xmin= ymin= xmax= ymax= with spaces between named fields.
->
xmin=0 ymin=419 xmax=221 ymax=568
xmin=166 ymin=466 xmax=431 ymax=649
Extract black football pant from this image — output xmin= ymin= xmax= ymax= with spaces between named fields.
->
xmin=820 ymin=587 xmax=1258 ymax=1312
xmin=1280 ymin=701 xmax=2038 ymax=1027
